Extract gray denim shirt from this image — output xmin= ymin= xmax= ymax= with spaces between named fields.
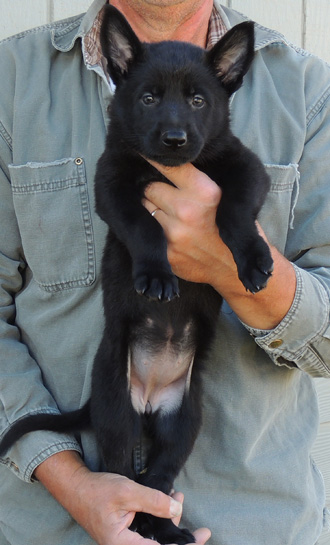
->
xmin=0 ymin=1 xmax=330 ymax=544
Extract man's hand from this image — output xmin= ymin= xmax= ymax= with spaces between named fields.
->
xmin=34 ymin=451 xmax=211 ymax=545
xmin=144 ymin=161 xmax=296 ymax=330
xmin=144 ymin=162 xmax=226 ymax=287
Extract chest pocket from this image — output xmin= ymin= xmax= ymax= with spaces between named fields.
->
xmin=9 ymin=157 xmax=96 ymax=292
xmin=258 ymin=163 xmax=299 ymax=255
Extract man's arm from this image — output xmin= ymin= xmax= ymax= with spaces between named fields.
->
xmin=143 ymin=160 xmax=330 ymax=378
xmin=143 ymin=162 xmax=296 ymax=330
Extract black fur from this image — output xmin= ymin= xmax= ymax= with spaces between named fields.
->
xmin=0 ymin=6 xmax=273 ymax=544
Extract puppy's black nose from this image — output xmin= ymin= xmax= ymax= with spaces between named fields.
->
xmin=161 ymin=130 xmax=187 ymax=148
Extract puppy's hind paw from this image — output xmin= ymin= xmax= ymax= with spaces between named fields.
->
xmin=132 ymin=514 xmax=195 ymax=545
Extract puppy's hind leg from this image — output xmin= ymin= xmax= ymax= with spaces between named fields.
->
xmin=133 ymin=392 xmax=202 ymax=544
xmin=90 ymin=336 xmax=141 ymax=480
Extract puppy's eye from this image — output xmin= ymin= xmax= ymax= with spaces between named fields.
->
xmin=192 ymin=95 xmax=205 ymax=108
xmin=142 ymin=93 xmax=156 ymax=105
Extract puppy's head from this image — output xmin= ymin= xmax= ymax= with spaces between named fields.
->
xmin=100 ymin=5 xmax=255 ymax=165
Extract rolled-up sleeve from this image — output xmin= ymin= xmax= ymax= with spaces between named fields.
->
xmin=244 ymin=265 xmax=330 ymax=377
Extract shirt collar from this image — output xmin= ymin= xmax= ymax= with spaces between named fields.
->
xmin=207 ymin=6 xmax=228 ymax=49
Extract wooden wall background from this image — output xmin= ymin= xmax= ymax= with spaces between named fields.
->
xmin=1 ymin=1 xmax=329 ymax=542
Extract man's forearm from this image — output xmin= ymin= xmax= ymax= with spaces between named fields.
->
xmin=34 ymin=450 xmax=90 ymax=519
xmin=143 ymin=163 xmax=297 ymax=332
xmin=213 ymin=242 xmax=296 ymax=330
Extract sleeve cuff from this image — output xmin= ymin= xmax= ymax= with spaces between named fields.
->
xmin=241 ymin=265 xmax=330 ymax=376
xmin=1 ymin=411 xmax=82 ymax=482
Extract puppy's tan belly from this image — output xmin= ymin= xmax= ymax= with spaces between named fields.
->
xmin=129 ymin=342 xmax=194 ymax=415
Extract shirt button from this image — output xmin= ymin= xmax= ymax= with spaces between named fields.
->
xmin=268 ymin=339 xmax=283 ymax=349
xmin=10 ymin=461 xmax=19 ymax=472
xmin=75 ymin=157 xmax=83 ymax=165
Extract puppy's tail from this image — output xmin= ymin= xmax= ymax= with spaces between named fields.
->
xmin=0 ymin=401 xmax=90 ymax=456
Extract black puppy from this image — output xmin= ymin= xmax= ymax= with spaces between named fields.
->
xmin=0 ymin=6 xmax=273 ymax=544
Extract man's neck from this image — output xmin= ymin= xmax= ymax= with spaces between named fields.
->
xmin=109 ymin=0 xmax=214 ymax=47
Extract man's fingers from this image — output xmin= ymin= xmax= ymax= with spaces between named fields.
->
xmin=120 ymin=480 xmax=182 ymax=519
xmin=170 ymin=491 xmax=184 ymax=526
xmin=144 ymin=162 xmax=221 ymax=221
xmin=144 ymin=182 xmax=178 ymax=217
xmin=192 ymin=527 xmax=212 ymax=545
xmin=143 ymin=198 xmax=157 ymax=215
xmin=147 ymin=160 xmax=205 ymax=190
xmin=166 ymin=527 xmax=211 ymax=545
xmin=146 ymin=160 xmax=221 ymax=204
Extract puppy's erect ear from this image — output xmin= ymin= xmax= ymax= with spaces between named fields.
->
xmin=207 ymin=21 xmax=255 ymax=95
xmin=100 ymin=4 xmax=143 ymax=84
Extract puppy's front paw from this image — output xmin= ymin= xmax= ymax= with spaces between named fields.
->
xmin=134 ymin=267 xmax=179 ymax=301
xmin=237 ymin=239 xmax=274 ymax=294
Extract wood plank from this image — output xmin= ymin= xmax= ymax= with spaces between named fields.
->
xmin=316 ymin=526 xmax=330 ymax=545
xmin=52 ymin=0 xmax=92 ymax=22
xmin=305 ymin=0 xmax=330 ymax=63
xmin=312 ymin=423 xmax=330 ymax=495
xmin=314 ymin=378 xmax=330 ymax=423
xmin=312 ymin=423 xmax=330 ymax=520
xmin=230 ymin=0 xmax=303 ymax=47
xmin=312 ymin=423 xmax=330 ymax=545
xmin=0 ymin=0 xmax=50 ymax=41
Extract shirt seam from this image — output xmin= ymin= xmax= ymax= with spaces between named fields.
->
xmin=0 ymin=121 xmax=12 ymax=151
xmin=306 ymin=85 xmax=330 ymax=127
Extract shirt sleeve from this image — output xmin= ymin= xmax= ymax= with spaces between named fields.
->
xmin=243 ymin=79 xmax=330 ymax=379
xmin=0 ymin=127 xmax=82 ymax=483
xmin=244 ymin=265 xmax=330 ymax=377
